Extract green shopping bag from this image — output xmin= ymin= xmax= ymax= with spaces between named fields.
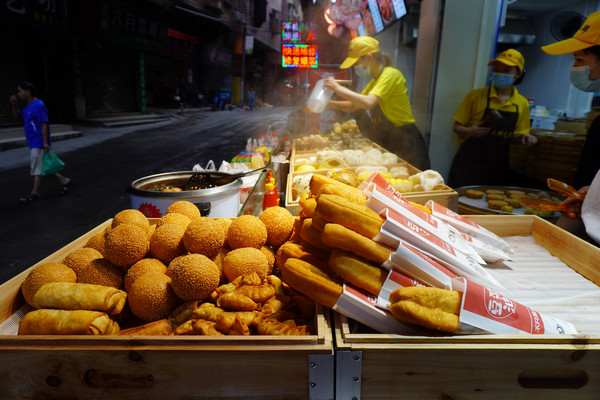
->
xmin=41 ymin=151 xmax=65 ymax=176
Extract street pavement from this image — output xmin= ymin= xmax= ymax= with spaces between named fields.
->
xmin=0 ymin=106 xmax=296 ymax=284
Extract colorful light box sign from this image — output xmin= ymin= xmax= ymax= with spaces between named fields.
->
xmin=282 ymin=44 xmax=318 ymax=68
xmin=282 ymin=21 xmax=301 ymax=41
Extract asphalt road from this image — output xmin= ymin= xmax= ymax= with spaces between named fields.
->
xmin=0 ymin=107 xmax=296 ymax=284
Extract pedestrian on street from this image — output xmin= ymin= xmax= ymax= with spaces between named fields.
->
xmin=247 ymin=88 xmax=256 ymax=111
xmin=10 ymin=81 xmax=71 ymax=202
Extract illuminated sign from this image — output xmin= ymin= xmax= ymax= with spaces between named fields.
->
xmin=282 ymin=21 xmax=301 ymax=41
xmin=282 ymin=44 xmax=318 ymax=68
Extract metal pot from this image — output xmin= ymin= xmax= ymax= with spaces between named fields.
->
xmin=127 ymin=171 xmax=242 ymax=218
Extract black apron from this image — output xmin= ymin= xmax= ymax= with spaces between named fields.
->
xmin=359 ymin=104 xmax=431 ymax=171
xmin=447 ymin=87 xmax=518 ymax=188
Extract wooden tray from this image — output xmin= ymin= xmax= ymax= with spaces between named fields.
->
xmin=333 ymin=215 xmax=600 ymax=399
xmin=285 ymin=168 xmax=458 ymax=215
xmin=0 ymin=220 xmax=334 ymax=399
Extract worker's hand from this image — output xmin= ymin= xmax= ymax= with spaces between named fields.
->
xmin=469 ymin=121 xmax=491 ymax=137
xmin=9 ymin=94 xmax=17 ymax=105
xmin=520 ymin=134 xmax=538 ymax=146
xmin=323 ymin=77 xmax=341 ymax=92
xmin=560 ymin=185 xmax=589 ymax=219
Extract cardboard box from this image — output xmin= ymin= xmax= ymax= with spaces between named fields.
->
xmin=333 ymin=215 xmax=600 ymax=399
xmin=0 ymin=219 xmax=334 ymax=400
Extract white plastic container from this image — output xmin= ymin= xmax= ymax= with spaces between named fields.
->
xmin=306 ymin=79 xmax=333 ymax=113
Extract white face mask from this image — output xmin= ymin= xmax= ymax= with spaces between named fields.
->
xmin=570 ymin=62 xmax=600 ymax=92
xmin=354 ymin=64 xmax=371 ymax=78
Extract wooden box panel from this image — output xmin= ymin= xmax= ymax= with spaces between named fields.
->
xmin=0 ymin=220 xmax=334 ymax=400
xmin=334 ymin=215 xmax=600 ymax=399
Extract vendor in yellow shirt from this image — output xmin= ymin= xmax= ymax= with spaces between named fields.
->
xmin=323 ymin=36 xmax=430 ymax=170
xmin=447 ymin=49 xmax=537 ymax=188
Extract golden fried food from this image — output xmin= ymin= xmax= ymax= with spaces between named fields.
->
xmin=222 ymin=247 xmax=269 ymax=281
xmin=216 ymin=291 xmax=259 ymax=311
xmin=128 ymin=272 xmax=178 ymax=322
xmin=328 ymin=249 xmax=387 ymax=296
xmin=118 ymin=318 xmax=173 ymax=335
xmin=275 ymin=242 xmax=332 ymax=276
xmin=111 ymin=209 xmax=150 ymax=233
xmin=299 ymin=196 xmax=317 ymax=218
xmin=62 ymin=247 xmax=103 ymax=276
xmin=321 ymin=223 xmax=393 ymax=265
xmin=506 ymin=190 xmax=526 ymax=198
xmin=485 ymin=193 xmax=505 ymax=201
xmin=84 ymin=232 xmax=107 ymax=256
xmin=227 ymin=215 xmax=268 ymax=249
xmin=299 ymin=218 xmax=332 ymax=252
xmin=21 ymin=262 xmax=77 ymax=307
xmin=389 ymin=301 xmax=459 ymax=333
xmin=104 ymin=224 xmax=149 ymax=269
xmin=211 ymin=247 xmax=229 ymax=285
xmin=156 ymin=212 xmax=192 ymax=229
xmin=389 ymin=286 xmax=461 ymax=314
xmin=309 ymin=174 xmax=348 ymax=196
xmin=169 ymin=254 xmax=221 ymax=301
xmin=191 ymin=302 xmax=225 ymax=322
xmin=388 ymin=286 xmax=461 ymax=333
xmin=504 ymin=197 xmax=522 ymax=208
xmin=257 ymin=318 xmax=307 ymax=335
xmin=259 ymin=206 xmax=295 ymax=247
xmin=260 ymin=246 xmax=275 ymax=275
xmin=290 ymin=215 xmax=304 ymax=243
xmin=183 ymin=217 xmax=226 ymax=258
xmin=464 ymin=189 xmax=484 ymax=199
xmin=487 ymin=199 xmax=509 ymax=210
xmin=310 ymin=210 xmax=328 ymax=231
xmin=280 ymin=258 xmax=343 ymax=309
xmin=485 ymin=189 xmax=505 ymax=196
xmin=235 ymin=284 xmax=276 ymax=303
xmin=316 ymin=183 xmax=367 ymax=204
xmin=124 ymin=258 xmax=167 ymax=292
xmin=150 ymin=223 xmax=187 ymax=264
xmin=31 ymin=282 xmax=127 ymax=315
xmin=77 ymin=258 xmax=125 ymax=289
xmin=315 ymin=194 xmax=383 ymax=239
xmin=166 ymin=200 xmax=201 ymax=220
xmin=193 ymin=319 xmax=224 ymax=335
xmin=19 ymin=309 xmax=120 ymax=335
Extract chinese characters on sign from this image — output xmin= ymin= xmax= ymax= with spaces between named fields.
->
xmin=282 ymin=21 xmax=301 ymax=41
xmin=281 ymin=44 xmax=318 ymax=68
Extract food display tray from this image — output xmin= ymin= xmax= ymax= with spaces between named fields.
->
xmin=456 ymin=185 xmax=564 ymax=218
xmin=0 ymin=219 xmax=334 ymax=400
xmin=333 ymin=215 xmax=600 ymax=399
xmin=285 ymin=166 xmax=458 ymax=215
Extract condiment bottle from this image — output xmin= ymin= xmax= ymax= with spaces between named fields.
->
xmin=262 ymin=171 xmax=280 ymax=209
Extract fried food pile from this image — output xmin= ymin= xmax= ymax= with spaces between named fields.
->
xmin=18 ymin=202 xmax=314 ymax=336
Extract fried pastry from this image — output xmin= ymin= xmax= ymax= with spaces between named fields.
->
xmin=315 ymin=194 xmax=383 ymax=239
xmin=321 ymin=223 xmax=393 ymax=265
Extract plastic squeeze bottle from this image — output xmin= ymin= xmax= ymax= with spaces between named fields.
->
xmin=262 ymin=171 xmax=280 ymax=209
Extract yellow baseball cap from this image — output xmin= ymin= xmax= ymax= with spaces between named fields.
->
xmin=339 ymin=36 xmax=380 ymax=69
xmin=488 ymin=49 xmax=525 ymax=71
xmin=542 ymin=11 xmax=600 ymax=55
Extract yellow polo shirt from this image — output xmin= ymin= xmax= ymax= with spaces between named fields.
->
xmin=362 ymin=66 xmax=415 ymax=126
xmin=453 ymin=85 xmax=531 ymax=143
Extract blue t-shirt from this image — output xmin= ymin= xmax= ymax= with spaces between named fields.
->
xmin=21 ymin=98 xmax=50 ymax=149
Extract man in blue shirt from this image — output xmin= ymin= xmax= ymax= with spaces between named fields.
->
xmin=10 ymin=81 xmax=71 ymax=202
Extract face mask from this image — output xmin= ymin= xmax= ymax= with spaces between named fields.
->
xmin=570 ymin=63 xmax=600 ymax=92
xmin=491 ymin=72 xmax=515 ymax=89
xmin=354 ymin=63 xmax=371 ymax=78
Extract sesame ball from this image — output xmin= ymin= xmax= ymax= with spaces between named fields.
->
xmin=124 ymin=258 xmax=167 ymax=292
xmin=166 ymin=201 xmax=201 ymax=220
xmin=77 ymin=258 xmax=124 ymax=289
xmin=21 ymin=263 xmax=77 ymax=307
xmin=62 ymin=247 xmax=103 ymax=276
xmin=222 ymin=247 xmax=269 ymax=281
xmin=169 ymin=254 xmax=220 ymax=301
xmin=104 ymin=224 xmax=149 ymax=269
xmin=227 ymin=215 xmax=267 ymax=250
xmin=128 ymin=272 xmax=178 ymax=322
xmin=112 ymin=209 xmax=150 ymax=233
xmin=259 ymin=206 xmax=295 ymax=247
xmin=150 ymin=223 xmax=187 ymax=264
xmin=183 ymin=217 xmax=226 ymax=258
xmin=157 ymin=212 xmax=192 ymax=229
